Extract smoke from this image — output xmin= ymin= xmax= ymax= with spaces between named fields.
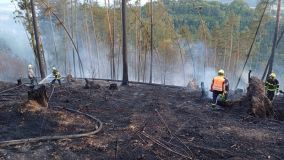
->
xmin=1 ymin=0 xmax=283 ymax=93
xmin=0 ymin=2 xmax=34 ymax=81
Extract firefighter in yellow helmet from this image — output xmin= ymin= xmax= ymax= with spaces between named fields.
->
xmin=265 ymin=72 xmax=279 ymax=101
xmin=210 ymin=69 xmax=226 ymax=109
xmin=51 ymin=67 xmax=61 ymax=85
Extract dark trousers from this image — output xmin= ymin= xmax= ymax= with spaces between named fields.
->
xmin=212 ymin=90 xmax=224 ymax=105
xmin=267 ymin=91 xmax=275 ymax=101
xmin=224 ymin=92 xmax=228 ymax=101
xmin=51 ymin=79 xmax=61 ymax=85
xmin=29 ymin=77 xmax=38 ymax=86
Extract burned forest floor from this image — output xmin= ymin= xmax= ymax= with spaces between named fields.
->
xmin=0 ymin=80 xmax=283 ymax=160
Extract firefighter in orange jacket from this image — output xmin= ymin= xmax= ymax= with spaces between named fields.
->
xmin=210 ymin=69 xmax=226 ymax=108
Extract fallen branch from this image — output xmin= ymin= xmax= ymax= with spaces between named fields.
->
xmin=155 ymin=109 xmax=195 ymax=158
xmin=155 ymin=109 xmax=172 ymax=136
xmin=141 ymin=131 xmax=192 ymax=159
xmin=189 ymin=144 xmax=235 ymax=159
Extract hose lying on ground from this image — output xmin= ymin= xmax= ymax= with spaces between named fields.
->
xmin=0 ymin=81 xmax=102 ymax=147
xmin=0 ymin=106 xmax=103 ymax=147
xmin=0 ymin=83 xmax=28 ymax=94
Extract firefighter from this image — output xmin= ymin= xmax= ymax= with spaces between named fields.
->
xmin=28 ymin=64 xmax=37 ymax=87
xmin=51 ymin=67 xmax=61 ymax=85
xmin=265 ymin=72 xmax=279 ymax=101
xmin=210 ymin=69 xmax=226 ymax=108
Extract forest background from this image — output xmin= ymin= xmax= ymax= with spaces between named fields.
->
xmin=0 ymin=0 xmax=283 ymax=90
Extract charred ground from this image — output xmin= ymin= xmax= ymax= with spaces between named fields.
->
xmin=0 ymin=80 xmax=283 ymax=160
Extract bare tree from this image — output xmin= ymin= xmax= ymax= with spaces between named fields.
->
xmin=121 ymin=0 xmax=128 ymax=85
xmin=31 ymin=0 xmax=46 ymax=78
xmin=112 ymin=0 xmax=116 ymax=80
xmin=149 ymin=0 xmax=153 ymax=83
xmin=266 ymin=0 xmax=281 ymax=77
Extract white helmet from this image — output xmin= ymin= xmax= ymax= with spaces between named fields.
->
xmin=52 ymin=67 xmax=56 ymax=70
xmin=28 ymin=64 xmax=32 ymax=69
xmin=218 ymin=69 xmax=224 ymax=76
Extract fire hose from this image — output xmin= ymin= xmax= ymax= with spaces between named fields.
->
xmin=0 ymin=83 xmax=103 ymax=147
xmin=0 ymin=106 xmax=103 ymax=147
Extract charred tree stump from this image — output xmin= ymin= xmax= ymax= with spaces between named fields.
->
xmin=248 ymin=70 xmax=252 ymax=83
xmin=109 ymin=83 xmax=118 ymax=90
xmin=66 ymin=74 xmax=76 ymax=84
xmin=17 ymin=78 xmax=22 ymax=86
xmin=84 ymin=79 xmax=100 ymax=89
xmin=21 ymin=85 xmax=48 ymax=113
xmin=186 ymin=80 xmax=198 ymax=91
xmin=27 ymin=85 xmax=48 ymax=108
xmin=242 ymin=77 xmax=274 ymax=118
xmin=200 ymin=82 xmax=206 ymax=98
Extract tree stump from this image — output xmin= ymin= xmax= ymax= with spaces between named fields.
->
xmin=17 ymin=78 xmax=22 ymax=85
xmin=21 ymin=85 xmax=48 ymax=113
xmin=242 ymin=77 xmax=274 ymax=118
xmin=84 ymin=79 xmax=100 ymax=89
xmin=109 ymin=83 xmax=118 ymax=90
xmin=186 ymin=79 xmax=198 ymax=91
xmin=28 ymin=85 xmax=48 ymax=107
xmin=66 ymin=74 xmax=76 ymax=83
xmin=200 ymin=82 xmax=207 ymax=98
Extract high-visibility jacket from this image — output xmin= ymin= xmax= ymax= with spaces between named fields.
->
xmin=52 ymin=69 xmax=61 ymax=80
xmin=265 ymin=77 xmax=279 ymax=92
xmin=211 ymin=76 xmax=225 ymax=92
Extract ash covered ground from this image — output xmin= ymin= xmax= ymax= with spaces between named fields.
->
xmin=0 ymin=80 xmax=283 ymax=160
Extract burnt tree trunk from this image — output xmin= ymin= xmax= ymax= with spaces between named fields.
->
xmin=149 ymin=0 xmax=153 ymax=84
xmin=267 ymin=0 xmax=281 ymax=77
xmin=28 ymin=85 xmax=48 ymax=108
xmin=121 ymin=0 xmax=129 ymax=85
xmin=30 ymin=0 xmax=46 ymax=78
xmin=243 ymin=77 xmax=274 ymax=118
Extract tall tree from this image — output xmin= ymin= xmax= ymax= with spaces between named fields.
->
xmin=112 ymin=0 xmax=116 ymax=79
xmin=267 ymin=0 xmax=281 ymax=77
xmin=30 ymin=0 xmax=46 ymax=78
xmin=121 ymin=0 xmax=128 ymax=85
xmin=149 ymin=0 xmax=153 ymax=83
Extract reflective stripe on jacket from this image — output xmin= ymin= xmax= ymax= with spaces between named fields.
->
xmin=212 ymin=76 xmax=225 ymax=92
xmin=265 ymin=78 xmax=279 ymax=92
xmin=52 ymin=70 xmax=61 ymax=80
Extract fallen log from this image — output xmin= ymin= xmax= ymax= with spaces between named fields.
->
xmin=242 ymin=77 xmax=274 ymax=118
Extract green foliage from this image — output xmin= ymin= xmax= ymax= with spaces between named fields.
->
xmin=13 ymin=0 xmax=282 ymax=81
